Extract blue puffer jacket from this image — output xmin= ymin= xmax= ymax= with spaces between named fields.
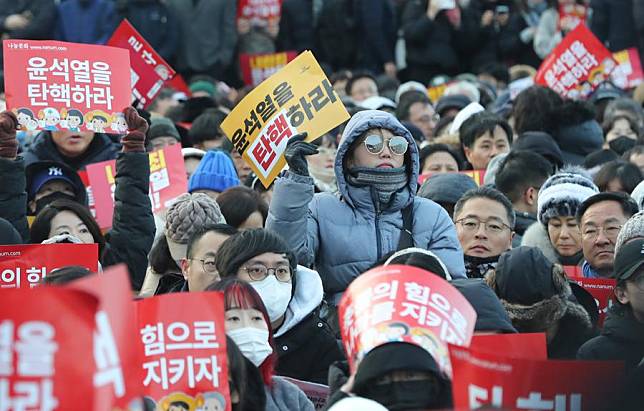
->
xmin=266 ymin=110 xmax=466 ymax=299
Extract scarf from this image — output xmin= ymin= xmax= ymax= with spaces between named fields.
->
xmin=557 ymin=250 xmax=584 ymax=266
xmin=464 ymin=254 xmax=500 ymax=279
xmin=346 ymin=166 xmax=408 ymax=206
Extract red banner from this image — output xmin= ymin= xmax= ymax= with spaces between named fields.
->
xmin=107 ymin=20 xmax=176 ymax=110
xmin=535 ymin=24 xmax=617 ymax=99
xmin=339 ymin=265 xmax=477 ymax=376
xmin=558 ymin=4 xmax=588 ymax=32
xmin=135 ymin=292 xmax=231 ymax=410
xmin=66 ymin=265 xmax=142 ymax=410
xmin=450 ymin=344 xmax=624 ymax=410
xmin=418 ymin=170 xmax=486 ymax=186
xmin=240 ymin=51 xmax=298 ymax=87
xmin=3 ymin=40 xmax=131 ymax=133
xmin=237 ymin=0 xmax=282 ymax=21
xmin=470 ymin=333 xmax=547 ymax=360
xmin=0 ymin=244 xmax=99 ymax=288
xmin=87 ymin=143 xmax=188 ymax=229
xmin=0 ymin=287 xmax=99 ymax=409
xmin=574 ymin=278 xmax=616 ymax=327
xmin=611 ymin=48 xmax=644 ymax=89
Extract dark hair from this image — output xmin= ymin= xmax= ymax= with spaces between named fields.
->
xmin=576 ymin=191 xmax=640 ymax=223
xmin=623 ymin=145 xmax=644 ymax=161
xmin=41 ymin=265 xmax=92 ymax=285
xmin=478 ymin=62 xmax=510 ymax=86
xmin=66 ymin=109 xmax=84 ymax=123
xmin=604 ymin=98 xmax=644 ymax=125
xmin=495 ymin=151 xmax=552 ymax=203
xmin=17 ymin=107 xmax=35 ymax=119
xmin=383 ymin=250 xmax=449 ymax=279
xmin=188 ymin=108 xmax=227 ymax=145
xmin=216 ymin=186 xmax=269 ymax=229
xmin=226 ymin=335 xmax=267 ymax=411
xmin=419 ymin=144 xmax=462 ymax=171
xmin=433 ymin=114 xmax=455 ymax=137
xmin=460 ymin=111 xmax=513 ymax=148
xmin=149 ymin=235 xmax=180 ymax=274
xmin=512 ymin=85 xmax=563 ymax=135
xmin=395 ymin=91 xmax=431 ymax=122
xmin=454 ymin=186 xmax=516 ymax=229
xmin=330 ymin=70 xmax=352 ymax=85
xmin=602 ymin=114 xmax=643 ymax=143
xmin=30 ymin=199 xmax=106 ymax=257
xmin=92 ymin=115 xmax=108 ymax=123
xmin=593 ymin=161 xmax=643 ymax=194
xmin=345 ymin=72 xmax=378 ymax=96
xmin=186 ymin=224 xmax=238 ymax=259
xmin=584 ymin=149 xmax=619 ymax=169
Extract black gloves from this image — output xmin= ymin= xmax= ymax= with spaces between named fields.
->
xmin=284 ymin=132 xmax=318 ymax=177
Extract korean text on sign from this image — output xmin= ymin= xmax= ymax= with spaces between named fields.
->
xmin=240 ymin=51 xmax=297 ymax=87
xmin=221 ymin=50 xmax=350 ymax=188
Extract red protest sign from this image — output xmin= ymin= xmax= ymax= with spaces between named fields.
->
xmin=0 ymin=243 xmax=99 ymax=288
xmin=418 ymin=170 xmax=486 ymax=186
xmin=3 ymin=40 xmax=131 ymax=134
xmin=611 ymin=48 xmax=644 ymax=90
xmin=572 ymin=277 xmax=616 ymax=327
xmin=470 ymin=333 xmax=547 ymax=360
xmin=237 ymin=0 xmax=282 ymax=21
xmin=136 ymin=292 xmax=231 ymax=410
xmin=87 ymin=143 xmax=188 ymax=229
xmin=535 ymin=24 xmax=617 ymax=99
xmin=558 ymin=4 xmax=587 ymax=32
xmin=450 ymin=344 xmax=624 ymax=410
xmin=0 ymin=287 xmax=99 ymax=409
xmin=339 ymin=265 xmax=477 ymax=376
xmin=67 ymin=265 xmax=142 ymax=410
xmin=107 ymin=20 xmax=176 ymax=109
xmin=240 ymin=51 xmax=297 ymax=87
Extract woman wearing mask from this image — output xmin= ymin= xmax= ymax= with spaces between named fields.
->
xmin=602 ymin=115 xmax=643 ymax=155
xmin=521 ymin=167 xmax=599 ymax=266
xmin=214 ymin=229 xmax=344 ymax=384
xmin=226 ymin=335 xmax=267 ymax=411
xmin=208 ymin=278 xmax=315 ymax=411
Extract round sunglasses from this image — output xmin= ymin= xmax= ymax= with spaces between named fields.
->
xmin=363 ymin=134 xmax=409 ymax=156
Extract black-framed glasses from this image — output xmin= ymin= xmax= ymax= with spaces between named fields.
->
xmin=242 ymin=264 xmax=292 ymax=282
xmin=191 ymin=258 xmax=217 ymax=273
xmin=363 ymin=134 xmax=409 ymax=156
xmin=455 ymin=217 xmax=512 ymax=234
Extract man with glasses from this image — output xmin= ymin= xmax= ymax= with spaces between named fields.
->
xmin=576 ymin=192 xmax=639 ymax=278
xmin=453 ymin=186 xmax=515 ymax=278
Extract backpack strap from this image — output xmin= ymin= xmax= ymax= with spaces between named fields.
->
xmin=397 ymin=201 xmax=415 ymax=250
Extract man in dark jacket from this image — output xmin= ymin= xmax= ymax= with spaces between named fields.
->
xmin=54 ymin=0 xmax=118 ymax=44
xmin=577 ymin=239 xmax=644 ymax=373
xmin=0 ymin=0 xmax=56 ymax=40
xmin=590 ymin=0 xmax=638 ymax=52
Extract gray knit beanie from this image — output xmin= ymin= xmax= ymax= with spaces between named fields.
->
xmin=615 ymin=211 xmax=644 ymax=253
xmin=537 ymin=166 xmax=599 ymax=226
xmin=164 ymin=193 xmax=226 ymax=260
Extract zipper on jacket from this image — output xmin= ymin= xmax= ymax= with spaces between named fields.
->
xmin=373 ymin=188 xmax=383 ymax=261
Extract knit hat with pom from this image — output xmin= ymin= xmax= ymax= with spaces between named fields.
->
xmin=537 ymin=166 xmax=599 ymax=226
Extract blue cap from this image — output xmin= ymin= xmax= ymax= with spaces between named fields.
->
xmin=188 ymin=150 xmax=240 ymax=193
xmin=28 ymin=164 xmax=77 ymax=198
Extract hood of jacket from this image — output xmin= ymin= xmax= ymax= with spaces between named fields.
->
xmin=334 ymin=110 xmax=419 ymax=212
xmin=274 ymin=265 xmax=324 ymax=338
xmin=602 ymin=304 xmax=644 ymax=343
xmin=451 ymin=278 xmax=517 ymax=333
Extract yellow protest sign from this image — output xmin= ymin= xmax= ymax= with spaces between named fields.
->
xmin=221 ymin=50 xmax=350 ymax=188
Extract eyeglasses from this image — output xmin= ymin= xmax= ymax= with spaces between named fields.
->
xmin=455 ymin=217 xmax=512 ymax=234
xmin=363 ymin=134 xmax=409 ymax=156
xmin=581 ymin=224 xmax=622 ymax=241
xmin=191 ymin=258 xmax=217 ymax=273
xmin=242 ymin=264 xmax=292 ymax=282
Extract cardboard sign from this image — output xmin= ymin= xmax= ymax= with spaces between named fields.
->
xmin=558 ymin=4 xmax=587 ymax=32
xmin=240 ymin=51 xmax=297 ymax=87
xmin=418 ymin=170 xmax=486 ymax=186
xmin=572 ymin=277 xmax=616 ymax=327
xmin=450 ymin=344 xmax=624 ymax=410
xmin=339 ymin=265 xmax=477 ymax=376
xmin=221 ymin=50 xmax=350 ymax=188
xmin=0 ymin=244 xmax=99 ymax=288
xmin=136 ymin=292 xmax=231 ymax=410
xmin=535 ymin=24 xmax=617 ymax=100
xmin=67 ymin=265 xmax=142 ymax=410
xmin=3 ymin=40 xmax=131 ymax=133
xmin=0 ymin=287 xmax=99 ymax=410
xmin=237 ymin=0 xmax=282 ymax=21
xmin=87 ymin=143 xmax=188 ymax=229
xmin=280 ymin=377 xmax=329 ymax=410
xmin=611 ymin=48 xmax=644 ymax=90
xmin=107 ymin=20 xmax=176 ymax=109
xmin=470 ymin=333 xmax=547 ymax=360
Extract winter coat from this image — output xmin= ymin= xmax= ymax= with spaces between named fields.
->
xmin=512 ymin=212 xmax=537 ymax=248
xmin=23 ymin=132 xmax=120 ymax=171
xmin=534 ymin=8 xmax=561 ymax=59
xmin=353 ymin=0 xmax=396 ymax=74
xmin=277 ymin=0 xmax=315 ymax=54
xmin=274 ymin=266 xmax=345 ymax=384
xmin=577 ymin=304 xmax=644 ymax=373
xmin=265 ymin=376 xmax=315 ymax=411
xmin=451 ymin=278 xmax=517 ymax=333
xmin=498 ymin=12 xmax=542 ymax=68
xmin=0 ymin=0 xmax=56 ymax=40
xmin=0 ymin=158 xmax=29 ymax=242
xmin=590 ymin=0 xmax=637 ymax=52
xmin=54 ymin=0 xmax=118 ymax=45
xmin=167 ymin=0 xmax=236 ymax=75
xmin=117 ymin=0 xmax=178 ymax=62
xmin=266 ymin=110 xmax=466 ymax=301
xmin=521 ymin=223 xmax=584 ymax=266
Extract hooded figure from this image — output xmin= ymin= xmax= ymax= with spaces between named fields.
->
xmin=451 ymin=278 xmax=517 ymax=334
xmin=267 ymin=110 xmax=466 ymax=307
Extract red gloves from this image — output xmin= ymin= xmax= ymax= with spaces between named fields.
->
xmin=120 ymin=107 xmax=148 ymax=153
xmin=0 ymin=111 xmax=18 ymax=160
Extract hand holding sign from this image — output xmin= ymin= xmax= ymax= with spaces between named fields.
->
xmin=121 ymin=106 xmax=148 ymax=153
xmin=284 ymin=132 xmax=318 ymax=176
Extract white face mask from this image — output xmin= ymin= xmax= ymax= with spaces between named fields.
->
xmin=227 ymin=327 xmax=272 ymax=367
xmin=250 ymin=275 xmax=292 ymax=323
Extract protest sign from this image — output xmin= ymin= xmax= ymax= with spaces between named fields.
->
xmin=240 ymin=51 xmax=297 ymax=87
xmin=470 ymin=333 xmax=547 ymax=360
xmin=572 ymin=277 xmax=616 ymax=327
xmin=450 ymin=344 xmax=624 ymax=410
xmin=221 ymin=50 xmax=350 ymax=188
xmin=87 ymin=143 xmax=188 ymax=229
xmin=339 ymin=265 xmax=477 ymax=376
xmin=136 ymin=292 xmax=231 ymax=410
xmin=0 ymin=287 xmax=99 ymax=410
xmin=237 ymin=0 xmax=281 ymax=21
xmin=281 ymin=377 xmax=329 ymax=410
xmin=107 ymin=20 xmax=176 ymax=109
xmin=611 ymin=48 xmax=644 ymax=90
xmin=418 ymin=170 xmax=486 ymax=186
xmin=427 ymin=82 xmax=449 ymax=103
xmin=535 ymin=24 xmax=617 ymax=100
xmin=558 ymin=4 xmax=587 ymax=32
xmin=3 ymin=40 xmax=131 ymax=133
xmin=0 ymin=243 xmax=99 ymax=288
xmin=67 ymin=265 xmax=142 ymax=410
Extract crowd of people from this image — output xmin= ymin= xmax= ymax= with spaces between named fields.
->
xmin=1 ymin=0 xmax=644 ymax=410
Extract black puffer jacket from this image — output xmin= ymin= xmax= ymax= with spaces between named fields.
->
xmin=577 ymin=304 xmax=644 ymax=373
xmin=0 ymin=158 xmax=29 ymax=242
xmin=23 ymin=132 xmax=120 ymax=171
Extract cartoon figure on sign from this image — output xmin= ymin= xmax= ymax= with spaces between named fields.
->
xmin=357 ymin=322 xmax=410 ymax=361
xmin=84 ymin=110 xmax=111 ymax=133
xmin=61 ymin=108 xmax=84 ymax=132
xmin=38 ymin=107 xmax=61 ymax=131
xmin=410 ymin=327 xmax=450 ymax=373
xmin=196 ymin=392 xmax=227 ymax=411
xmin=15 ymin=108 xmax=39 ymax=131
xmin=109 ymin=112 xmax=128 ymax=134
xmin=158 ymin=392 xmax=197 ymax=411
